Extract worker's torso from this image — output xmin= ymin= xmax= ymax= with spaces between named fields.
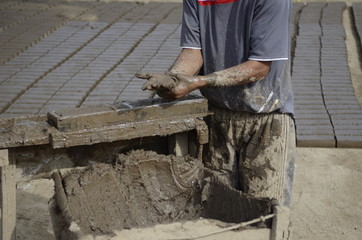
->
xmin=189 ymin=0 xmax=294 ymax=114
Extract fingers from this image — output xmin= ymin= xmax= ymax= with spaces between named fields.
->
xmin=138 ymin=72 xmax=158 ymax=91
xmin=164 ymin=71 xmax=177 ymax=77
xmin=135 ymin=72 xmax=152 ymax=79
xmin=142 ymin=81 xmax=160 ymax=91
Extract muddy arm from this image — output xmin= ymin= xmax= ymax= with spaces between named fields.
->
xmin=197 ymin=60 xmax=271 ymax=88
xmin=160 ymin=60 xmax=271 ymax=100
xmin=169 ymin=48 xmax=203 ymax=76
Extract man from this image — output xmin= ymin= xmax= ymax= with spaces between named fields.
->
xmin=137 ymin=0 xmax=295 ymax=207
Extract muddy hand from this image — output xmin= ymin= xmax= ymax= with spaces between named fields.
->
xmin=135 ymin=72 xmax=177 ymax=91
xmin=160 ymin=73 xmax=202 ymax=100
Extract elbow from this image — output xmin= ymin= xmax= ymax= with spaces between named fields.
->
xmin=259 ymin=61 xmax=271 ymax=79
xmin=250 ymin=61 xmax=271 ymax=82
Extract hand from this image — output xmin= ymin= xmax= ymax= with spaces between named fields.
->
xmin=135 ymin=72 xmax=202 ymax=100
xmin=135 ymin=72 xmax=177 ymax=91
xmin=158 ymin=73 xmax=202 ymax=100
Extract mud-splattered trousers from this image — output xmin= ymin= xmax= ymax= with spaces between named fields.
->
xmin=205 ymin=107 xmax=296 ymax=207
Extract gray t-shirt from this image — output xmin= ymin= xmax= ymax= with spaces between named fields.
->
xmin=180 ymin=0 xmax=293 ymax=114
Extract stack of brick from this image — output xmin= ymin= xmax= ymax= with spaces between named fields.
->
xmin=320 ymin=3 xmax=362 ymax=147
xmin=292 ymin=3 xmax=336 ymax=147
xmin=1 ymin=2 xmax=182 ymax=117
xmin=293 ymin=2 xmax=362 ymax=147
xmin=290 ymin=2 xmax=304 ymax=62
xmin=0 ymin=1 xmax=99 ymax=65
xmin=1 ymin=22 xmax=108 ymax=116
xmin=83 ymin=3 xmax=182 ymax=105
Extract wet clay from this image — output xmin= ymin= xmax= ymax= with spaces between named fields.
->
xmin=58 ymin=150 xmax=273 ymax=236
xmin=62 ymin=150 xmax=204 ymax=235
xmin=136 ymin=72 xmax=177 ymax=90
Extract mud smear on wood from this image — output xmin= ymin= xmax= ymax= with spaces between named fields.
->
xmin=55 ymin=150 xmax=273 ymax=236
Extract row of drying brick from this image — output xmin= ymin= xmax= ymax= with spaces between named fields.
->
xmin=0 ymin=0 xmax=173 ymax=66
xmin=0 ymin=1 xmax=54 ymax=32
xmin=47 ymin=3 xmax=182 ymax=110
xmin=82 ymin=23 xmax=182 ymax=105
xmin=0 ymin=1 xmax=20 ymax=11
xmin=0 ymin=21 xmax=107 ymax=115
xmin=293 ymin=3 xmax=333 ymax=147
xmin=0 ymin=2 xmax=182 ymax=117
xmin=292 ymin=2 xmax=362 ymax=148
xmin=0 ymin=1 xmax=101 ymax=65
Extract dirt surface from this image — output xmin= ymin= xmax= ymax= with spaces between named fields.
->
xmin=16 ymin=179 xmax=55 ymax=240
xmin=107 ymin=220 xmax=271 ymax=240
xmin=290 ymin=148 xmax=362 ymax=240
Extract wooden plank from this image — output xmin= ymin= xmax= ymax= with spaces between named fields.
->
xmin=0 ymin=149 xmax=16 ymax=240
xmin=47 ymin=96 xmax=208 ymax=132
xmin=0 ymin=117 xmax=51 ymax=149
xmin=50 ymin=116 xmax=208 ymax=149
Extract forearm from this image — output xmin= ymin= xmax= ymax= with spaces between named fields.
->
xmin=168 ymin=48 xmax=203 ymax=76
xmin=198 ymin=60 xmax=271 ymax=88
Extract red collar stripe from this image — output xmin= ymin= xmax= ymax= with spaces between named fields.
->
xmin=197 ymin=0 xmax=240 ymax=6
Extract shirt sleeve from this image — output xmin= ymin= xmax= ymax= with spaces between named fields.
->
xmin=180 ymin=0 xmax=202 ymax=49
xmin=248 ymin=0 xmax=291 ymax=61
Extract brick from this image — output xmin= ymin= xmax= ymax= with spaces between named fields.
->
xmin=297 ymin=134 xmax=336 ymax=148
xmin=335 ymin=129 xmax=362 ymax=136
xmin=328 ymin=109 xmax=362 ymax=115
xmin=332 ymin=118 xmax=362 ymax=126
xmin=325 ymin=99 xmax=360 ymax=105
xmin=295 ymin=118 xmax=332 ymax=126
xmin=297 ymin=128 xmax=334 ymax=135
xmin=323 ymin=95 xmax=357 ymax=101
xmin=294 ymin=95 xmax=324 ymax=101
xmin=294 ymin=104 xmax=326 ymax=111
xmin=336 ymin=135 xmax=362 ymax=148
xmin=294 ymin=113 xmax=330 ymax=120
xmin=331 ymin=114 xmax=362 ymax=120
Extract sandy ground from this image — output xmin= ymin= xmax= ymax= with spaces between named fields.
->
xmin=290 ymin=148 xmax=362 ymax=240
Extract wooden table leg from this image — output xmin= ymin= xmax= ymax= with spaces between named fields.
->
xmin=168 ymin=132 xmax=189 ymax=157
xmin=0 ymin=149 xmax=16 ymax=240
